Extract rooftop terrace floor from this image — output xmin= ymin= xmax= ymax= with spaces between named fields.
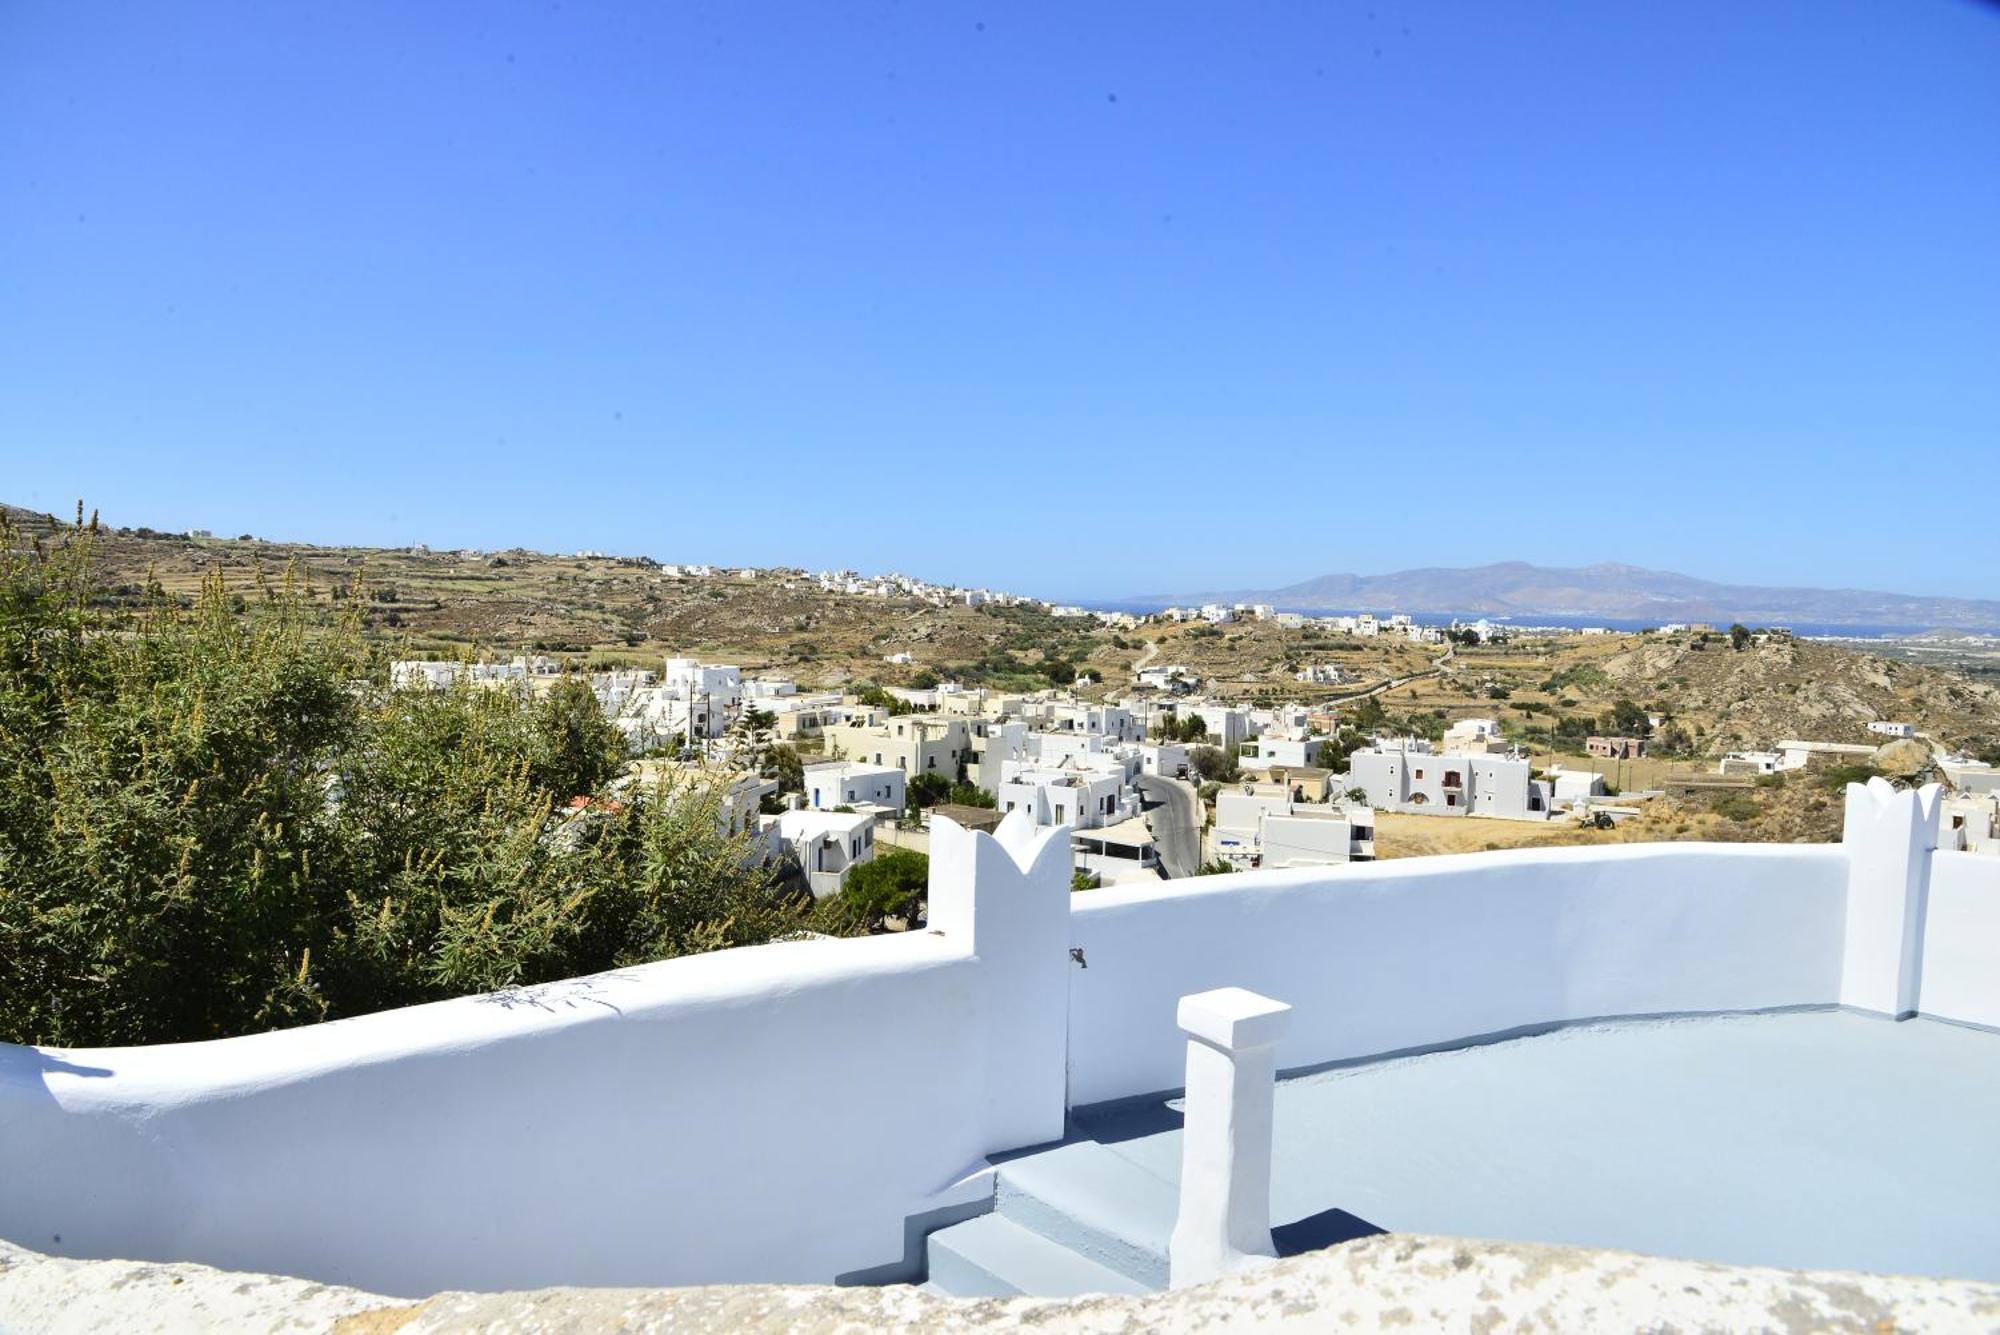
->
xmin=1072 ymin=1009 xmax=2000 ymax=1284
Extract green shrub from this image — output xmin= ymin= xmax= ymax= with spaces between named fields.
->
xmin=0 ymin=516 xmax=817 ymax=1047
xmin=1711 ymin=792 xmax=1760 ymax=822
xmin=945 ymin=781 xmax=996 ymax=808
xmin=1189 ymin=745 xmax=1240 ymax=784
xmin=906 ymin=770 xmax=952 ymax=816
xmin=836 ymin=846 xmax=928 ymax=931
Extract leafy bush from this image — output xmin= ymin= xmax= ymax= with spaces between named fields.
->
xmin=945 ymin=781 xmax=996 ymax=808
xmin=767 ymin=742 xmax=805 ymax=793
xmin=906 ymin=770 xmax=952 ymax=815
xmin=850 ymin=683 xmax=916 ymax=715
xmin=1188 ymin=745 xmax=1240 ymax=784
xmin=0 ymin=517 xmax=817 ymax=1047
xmin=1540 ymin=664 xmax=1608 ymax=694
xmin=835 ymin=846 xmax=928 ymax=930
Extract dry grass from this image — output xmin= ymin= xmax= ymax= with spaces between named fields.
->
xmin=1368 ymin=768 xmax=1848 ymax=860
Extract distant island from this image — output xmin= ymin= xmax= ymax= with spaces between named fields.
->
xmin=1128 ymin=561 xmax=2000 ymax=634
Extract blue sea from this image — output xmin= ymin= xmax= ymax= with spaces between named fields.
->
xmin=1065 ymin=601 xmax=1987 ymax=639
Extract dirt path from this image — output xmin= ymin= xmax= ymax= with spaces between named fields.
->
xmin=1326 ymin=645 xmax=1457 ymax=705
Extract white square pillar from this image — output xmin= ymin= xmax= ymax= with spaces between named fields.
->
xmin=1840 ymin=778 xmax=1942 ymax=1018
xmin=1168 ymin=987 xmax=1292 ymax=1290
xmin=927 ymin=809 xmax=1075 ymax=1153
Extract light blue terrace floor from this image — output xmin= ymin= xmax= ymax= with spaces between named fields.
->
xmin=1072 ymin=1009 xmax=2000 ymax=1284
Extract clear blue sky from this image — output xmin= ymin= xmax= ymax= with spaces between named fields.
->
xmin=3 ymin=2 xmax=1996 ymax=600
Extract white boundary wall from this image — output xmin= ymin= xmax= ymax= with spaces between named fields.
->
xmin=1067 ymin=842 xmax=1849 ymax=1104
xmin=1919 ymin=849 xmax=2000 ymax=1030
xmin=0 ymin=933 xmax=988 ymax=1298
xmin=0 ymin=816 xmax=1073 ymax=1300
xmin=3 ymin=785 xmax=1994 ymax=1296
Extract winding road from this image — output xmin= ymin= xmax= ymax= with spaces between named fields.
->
xmin=1137 ymin=773 xmax=1202 ymax=878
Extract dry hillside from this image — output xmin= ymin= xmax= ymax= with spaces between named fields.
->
xmin=9 ymin=505 xmax=1998 ymax=759
xmin=1379 ymin=630 xmax=2000 ymax=760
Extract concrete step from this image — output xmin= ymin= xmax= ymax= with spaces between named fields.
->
xmin=922 ymin=1211 xmax=1151 ymax=1298
xmin=993 ymin=1141 xmax=1179 ymax=1289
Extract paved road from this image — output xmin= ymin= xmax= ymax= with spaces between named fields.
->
xmin=1136 ymin=773 xmax=1202 ymax=878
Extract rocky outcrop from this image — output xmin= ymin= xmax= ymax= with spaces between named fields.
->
xmin=7 ymin=1233 xmax=1998 ymax=1333
xmin=1872 ymin=737 xmax=1932 ymax=777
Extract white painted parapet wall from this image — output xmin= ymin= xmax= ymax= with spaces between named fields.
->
xmin=1065 ymin=840 xmax=1850 ymax=1104
xmin=1918 ymin=843 xmax=2000 ymax=1029
xmin=4 ymin=789 xmax=1996 ymax=1296
xmin=0 ymin=813 xmax=1070 ymax=1299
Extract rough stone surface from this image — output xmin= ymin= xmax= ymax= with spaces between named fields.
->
xmin=7 ymin=1233 xmax=1999 ymax=1333
xmin=0 ymin=1240 xmax=392 ymax=1332
xmin=1872 ymin=738 xmax=1933 ymax=777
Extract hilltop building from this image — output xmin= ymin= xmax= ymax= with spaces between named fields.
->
xmin=822 ymin=715 xmax=973 ymax=780
xmin=803 ymin=760 xmax=905 ymax=814
xmin=1443 ymin=718 xmax=1509 ymax=755
xmin=389 ymin=655 xmax=560 ymax=691
xmin=1070 ymin=818 xmax=1162 ymax=885
xmin=1346 ymin=738 xmax=1549 ymax=820
xmin=1240 ymin=762 xmax=1339 ymax=803
xmin=1249 ymin=736 xmax=1322 ymax=768
xmin=776 ymin=809 xmax=878 ymax=899
xmin=1777 ymin=740 xmax=1878 ymax=771
xmin=1136 ymin=663 xmax=1196 ymax=691
xmin=1211 ymin=788 xmax=1374 ymax=869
